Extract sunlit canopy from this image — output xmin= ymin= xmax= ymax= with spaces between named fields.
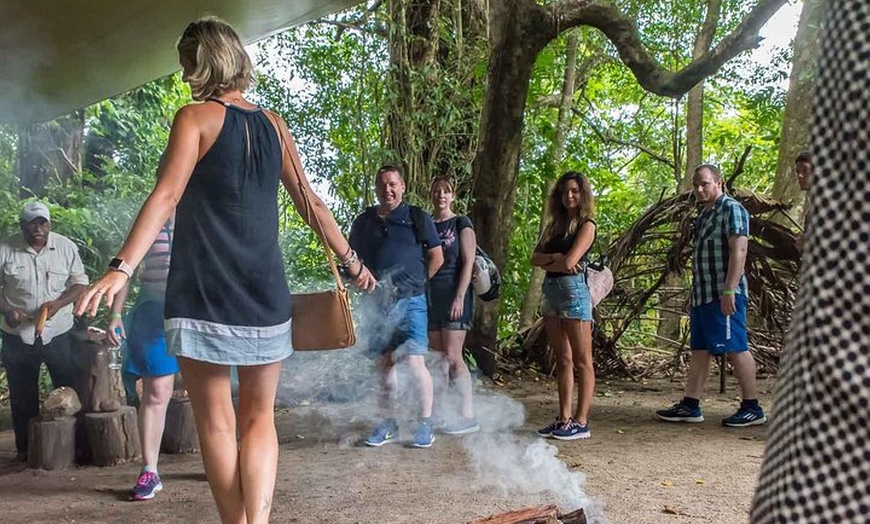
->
xmin=0 ymin=0 xmax=361 ymax=124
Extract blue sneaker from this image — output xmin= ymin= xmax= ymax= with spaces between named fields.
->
xmin=412 ymin=420 xmax=434 ymax=448
xmin=442 ymin=417 xmax=480 ymax=435
xmin=130 ymin=470 xmax=163 ymax=501
xmin=551 ymin=419 xmax=590 ymax=441
xmin=722 ymin=406 xmax=767 ymax=427
xmin=364 ymin=419 xmax=398 ymax=447
xmin=656 ymin=402 xmax=704 ymax=423
xmin=537 ymin=417 xmax=564 ymax=438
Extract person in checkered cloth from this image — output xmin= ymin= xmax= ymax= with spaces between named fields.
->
xmin=655 ymin=164 xmax=766 ymax=428
xmin=751 ymin=1 xmax=870 ymax=521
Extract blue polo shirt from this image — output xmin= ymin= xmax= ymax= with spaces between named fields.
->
xmin=692 ymin=194 xmax=750 ymax=306
xmin=349 ymin=202 xmax=440 ymax=298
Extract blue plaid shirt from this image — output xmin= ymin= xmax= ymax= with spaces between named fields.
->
xmin=692 ymin=194 xmax=749 ymax=306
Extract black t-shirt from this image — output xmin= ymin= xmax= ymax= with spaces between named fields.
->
xmin=431 ymin=215 xmax=473 ymax=286
xmin=539 ymin=219 xmax=596 ymax=278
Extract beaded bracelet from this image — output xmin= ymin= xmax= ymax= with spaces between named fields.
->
xmin=339 ymin=249 xmax=359 ymax=268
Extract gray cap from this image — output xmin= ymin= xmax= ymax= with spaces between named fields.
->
xmin=21 ymin=202 xmax=51 ymax=223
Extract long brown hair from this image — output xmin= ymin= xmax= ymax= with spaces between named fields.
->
xmin=541 ymin=171 xmax=595 ymax=244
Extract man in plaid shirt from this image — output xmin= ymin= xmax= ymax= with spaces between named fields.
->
xmin=656 ymin=164 xmax=766 ymax=427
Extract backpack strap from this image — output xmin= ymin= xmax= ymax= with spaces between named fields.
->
xmin=408 ymin=205 xmax=429 ymax=246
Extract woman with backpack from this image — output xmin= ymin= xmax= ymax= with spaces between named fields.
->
xmin=427 ymin=176 xmax=480 ymax=435
xmin=531 ymin=171 xmax=597 ymax=440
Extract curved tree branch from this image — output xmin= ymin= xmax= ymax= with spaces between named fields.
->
xmin=541 ymin=0 xmax=787 ymax=97
xmin=575 ymin=107 xmax=676 ymax=169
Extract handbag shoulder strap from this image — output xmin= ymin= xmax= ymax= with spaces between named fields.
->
xmin=264 ymin=110 xmax=345 ymax=291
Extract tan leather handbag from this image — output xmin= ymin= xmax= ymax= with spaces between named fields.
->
xmin=268 ymin=111 xmax=356 ymax=351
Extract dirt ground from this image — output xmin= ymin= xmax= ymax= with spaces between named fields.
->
xmin=0 ymin=369 xmax=774 ymax=524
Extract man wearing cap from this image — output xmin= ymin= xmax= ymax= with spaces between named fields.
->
xmin=0 ymin=202 xmax=89 ymax=460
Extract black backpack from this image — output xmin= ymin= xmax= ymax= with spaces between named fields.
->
xmin=409 ymin=206 xmax=501 ymax=301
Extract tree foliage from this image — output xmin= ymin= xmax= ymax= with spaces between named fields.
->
xmin=0 ymin=0 xmax=798 ymax=382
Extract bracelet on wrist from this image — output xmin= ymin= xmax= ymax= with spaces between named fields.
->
xmin=340 ymin=260 xmax=364 ymax=280
xmin=339 ymin=250 xmax=359 ymax=268
xmin=110 ymin=312 xmax=123 ymax=320
xmin=348 ymin=261 xmax=364 ymax=280
xmin=722 ymin=289 xmax=736 ymax=296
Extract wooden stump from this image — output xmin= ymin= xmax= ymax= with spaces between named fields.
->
xmin=27 ymin=416 xmax=76 ymax=470
xmin=76 ymin=340 xmax=124 ymax=413
xmin=84 ymin=406 xmax=141 ymax=466
xmin=161 ymin=397 xmax=199 ymax=454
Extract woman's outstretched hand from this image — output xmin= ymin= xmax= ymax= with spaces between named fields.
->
xmin=74 ymin=271 xmax=129 ymax=318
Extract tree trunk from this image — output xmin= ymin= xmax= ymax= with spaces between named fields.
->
xmin=27 ymin=415 xmax=77 ymax=470
xmin=662 ymin=0 xmax=721 ymax=345
xmin=682 ymin=0 xmax=722 ymax=188
xmin=75 ymin=340 xmax=125 ymax=413
xmin=770 ymin=0 xmax=822 ymax=213
xmin=386 ymin=0 xmax=441 ymax=196
xmin=468 ymin=0 xmax=549 ymax=374
xmin=17 ymin=110 xmax=84 ymax=197
xmin=161 ymin=397 xmax=199 ymax=454
xmin=84 ymin=406 xmax=141 ymax=466
xmin=518 ymin=30 xmax=580 ymax=332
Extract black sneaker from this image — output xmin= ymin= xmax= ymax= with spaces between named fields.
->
xmin=551 ymin=419 xmax=590 ymax=440
xmin=536 ymin=418 xmax=564 ymax=437
xmin=722 ymin=406 xmax=767 ymax=427
xmin=656 ymin=402 xmax=704 ymax=423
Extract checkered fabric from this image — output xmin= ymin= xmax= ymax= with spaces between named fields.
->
xmin=750 ymin=2 xmax=870 ymax=522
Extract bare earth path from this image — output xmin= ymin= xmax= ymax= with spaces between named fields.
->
xmin=0 ymin=373 xmax=772 ymax=524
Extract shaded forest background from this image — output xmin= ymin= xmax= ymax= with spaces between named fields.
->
xmin=0 ymin=0 xmax=819 ymax=401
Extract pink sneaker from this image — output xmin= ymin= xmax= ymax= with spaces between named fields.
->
xmin=130 ymin=470 xmax=163 ymax=501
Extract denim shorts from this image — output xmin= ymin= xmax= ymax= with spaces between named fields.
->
xmin=542 ymin=274 xmax=593 ymax=321
xmin=361 ymin=293 xmax=429 ymax=357
xmin=690 ymin=294 xmax=748 ymax=355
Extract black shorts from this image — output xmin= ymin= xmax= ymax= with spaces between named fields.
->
xmin=427 ymin=280 xmax=473 ymax=331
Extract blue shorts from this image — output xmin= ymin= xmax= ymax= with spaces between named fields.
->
xmin=690 ymin=294 xmax=748 ymax=355
xmin=122 ymin=299 xmax=179 ymax=378
xmin=361 ymin=293 xmax=429 ymax=357
xmin=542 ymin=274 xmax=593 ymax=321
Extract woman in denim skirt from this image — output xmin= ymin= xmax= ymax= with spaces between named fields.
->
xmin=531 ymin=172 xmax=597 ymax=440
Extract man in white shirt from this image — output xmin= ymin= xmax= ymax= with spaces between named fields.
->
xmin=0 ymin=202 xmax=88 ymax=460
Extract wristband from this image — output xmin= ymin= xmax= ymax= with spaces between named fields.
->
xmin=110 ymin=312 xmax=123 ymax=320
xmin=722 ymin=289 xmax=736 ymax=296
xmin=108 ymin=257 xmax=134 ymax=278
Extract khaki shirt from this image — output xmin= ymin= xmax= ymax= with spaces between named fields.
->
xmin=0 ymin=232 xmax=88 ymax=344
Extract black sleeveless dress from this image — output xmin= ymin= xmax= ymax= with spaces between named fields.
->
xmin=164 ymin=100 xmax=292 ymax=365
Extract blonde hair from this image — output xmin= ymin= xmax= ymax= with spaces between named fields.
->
xmin=177 ymin=16 xmax=253 ymax=101
xmin=541 ymin=171 xmax=595 ymax=243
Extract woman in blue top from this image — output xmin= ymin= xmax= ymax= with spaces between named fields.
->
xmin=427 ymin=177 xmax=479 ymax=434
xmin=531 ymin=171 xmax=597 ymax=441
xmin=77 ymin=16 xmax=375 ymax=524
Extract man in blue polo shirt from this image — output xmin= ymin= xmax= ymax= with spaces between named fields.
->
xmin=656 ymin=164 xmax=766 ymax=427
xmin=350 ymin=164 xmax=444 ymax=448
